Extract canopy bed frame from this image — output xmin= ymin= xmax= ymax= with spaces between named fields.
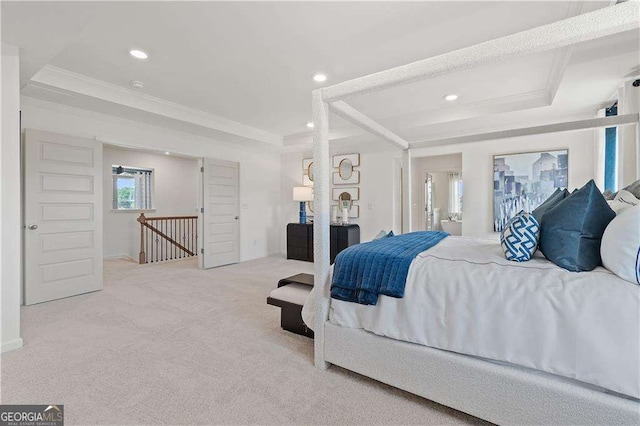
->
xmin=310 ymin=3 xmax=640 ymax=424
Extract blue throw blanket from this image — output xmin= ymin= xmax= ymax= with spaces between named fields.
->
xmin=331 ymin=231 xmax=448 ymax=305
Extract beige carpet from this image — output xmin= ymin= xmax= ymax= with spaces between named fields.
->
xmin=1 ymin=256 xmax=488 ymax=425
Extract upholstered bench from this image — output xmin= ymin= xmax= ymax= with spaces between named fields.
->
xmin=267 ymin=273 xmax=314 ymax=338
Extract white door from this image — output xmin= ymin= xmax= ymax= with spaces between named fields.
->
xmin=24 ymin=129 xmax=103 ymax=305
xmin=199 ymin=158 xmax=240 ymax=269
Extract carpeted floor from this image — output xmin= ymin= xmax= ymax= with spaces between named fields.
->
xmin=0 ymin=256 xmax=488 ymax=425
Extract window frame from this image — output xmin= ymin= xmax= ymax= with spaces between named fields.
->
xmin=111 ymin=165 xmax=156 ymax=212
xmin=603 ymin=102 xmax=618 ymax=192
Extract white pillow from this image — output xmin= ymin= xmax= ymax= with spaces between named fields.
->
xmin=373 ymin=230 xmax=387 ymax=240
xmin=607 ymin=189 xmax=639 ymax=215
xmin=601 ymin=205 xmax=639 ymax=284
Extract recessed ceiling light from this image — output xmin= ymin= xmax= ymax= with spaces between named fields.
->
xmin=306 ymin=122 xmax=314 ymax=128
xmin=313 ymin=73 xmax=327 ymax=83
xmin=129 ymin=49 xmax=148 ymax=59
xmin=129 ymin=80 xmax=144 ymax=89
xmin=164 ymin=152 xmax=170 ymax=155
xmin=444 ymin=94 xmax=459 ymax=101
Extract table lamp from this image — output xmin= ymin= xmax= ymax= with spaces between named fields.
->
xmin=293 ymin=186 xmax=313 ymax=224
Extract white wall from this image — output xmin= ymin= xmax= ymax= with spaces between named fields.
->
xmin=20 ymin=98 xmax=601 ymax=265
xmin=21 ymin=97 xmax=282 ymax=262
xmin=281 ymin=147 xmax=401 ymax=250
xmin=103 ymin=146 xmax=198 ymax=259
xmin=412 ymin=129 xmax=596 ymax=238
xmin=280 ymin=151 xmax=304 ymax=249
xmin=349 ymin=150 xmax=401 ymax=240
xmin=1 ymin=44 xmax=23 ymax=352
xmin=282 ymin=129 xmax=597 ymax=247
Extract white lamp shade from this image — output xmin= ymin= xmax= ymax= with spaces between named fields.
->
xmin=293 ymin=186 xmax=313 ymax=201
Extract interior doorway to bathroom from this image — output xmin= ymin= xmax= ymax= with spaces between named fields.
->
xmin=412 ymin=154 xmax=463 ymax=235
xmin=424 ymin=171 xmax=462 ymax=233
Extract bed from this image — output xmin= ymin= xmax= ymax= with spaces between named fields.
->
xmin=303 ymin=236 xmax=640 ymax=422
xmin=307 ymin=3 xmax=640 ymax=424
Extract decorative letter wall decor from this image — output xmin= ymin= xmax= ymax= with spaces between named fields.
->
xmin=331 ymin=154 xmax=360 ymax=217
xmin=302 ymin=158 xmax=314 ymax=187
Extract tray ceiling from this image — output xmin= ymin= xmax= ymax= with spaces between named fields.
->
xmin=3 ymin=1 xmax=637 ymax=149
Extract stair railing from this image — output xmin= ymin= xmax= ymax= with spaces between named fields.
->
xmin=137 ymin=213 xmax=198 ymax=264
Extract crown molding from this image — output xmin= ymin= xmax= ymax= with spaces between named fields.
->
xmin=21 ymin=95 xmax=287 ymax=159
xmin=20 ymin=95 xmax=284 ymax=157
xmin=30 ymin=65 xmax=283 ymax=147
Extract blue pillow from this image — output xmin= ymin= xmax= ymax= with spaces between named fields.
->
xmin=531 ymin=188 xmax=569 ymax=224
xmin=539 ymin=180 xmax=616 ymax=272
xmin=500 ymin=211 xmax=540 ymax=262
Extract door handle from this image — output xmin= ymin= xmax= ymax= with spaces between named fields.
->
xmin=234 ymin=216 xmax=239 ymax=220
xmin=28 ymin=224 xmax=38 ymax=230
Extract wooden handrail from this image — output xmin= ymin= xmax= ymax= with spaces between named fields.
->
xmin=141 ymin=215 xmax=198 ymax=221
xmin=138 ymin=213 xmax=198 ymax=264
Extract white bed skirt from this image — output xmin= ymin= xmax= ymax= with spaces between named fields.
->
xmin=324 ymin=322 xmax=640 ymax=426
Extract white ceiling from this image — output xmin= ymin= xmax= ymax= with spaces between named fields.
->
xmin=2 ymin=1 xmax=638 ymax=149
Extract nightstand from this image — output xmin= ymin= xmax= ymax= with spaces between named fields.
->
xmin=286 ymin=223 xmax=360 ymax=263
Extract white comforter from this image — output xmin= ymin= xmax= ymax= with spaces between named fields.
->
xmin=302 ymin=236 xmax=640 ymax=399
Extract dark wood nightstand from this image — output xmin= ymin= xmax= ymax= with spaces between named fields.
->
xmin=286 ymin=223 xmax=313 ymax=261
xmin=330 ymin=224 xmax=361 ymax=263
xmin=286 ymin=223 xmax=360 ymax=263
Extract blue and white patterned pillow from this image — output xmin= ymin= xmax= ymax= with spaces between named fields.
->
xmin=500 ymin=211 xmax=540 ymax=262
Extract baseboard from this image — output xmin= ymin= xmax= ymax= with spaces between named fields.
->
xmin=103 ymin=254 xmax=136 ymax=262
xmin=1 ymin=337 xmax=24 ymax=353
xmin=240 ymin=252 xmax=285 ymax=263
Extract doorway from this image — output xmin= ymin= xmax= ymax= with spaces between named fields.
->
xmin=106 ymin=144 xmax=200 ymax=266
xmin=423 ymin=171 xmax=462 ymax=234
xmin=23 ymin=129 xmax=241 ymax=305
xmin=411 ymin=153 xmax=463 ymax=235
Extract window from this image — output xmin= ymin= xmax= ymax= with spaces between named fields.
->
xmin=112 ymin=165 xmax=154 ymax=210
xmin=448 ymin=172 xmax=463 ymax=218
xmin=604 ymin=102 xmax=618 ymax=192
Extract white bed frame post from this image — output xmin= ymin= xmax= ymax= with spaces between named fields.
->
xmin=402 ymin=149 xmax=412 ymax=234
xmin=321 ymin=3 xmax=639 ymax=101
xmin=637 ymin=119 xmax=640 ymax=181
xmin=312 ymin=89 xmax=330 ymax=369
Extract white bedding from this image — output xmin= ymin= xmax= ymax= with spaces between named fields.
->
xmin=302 ymin=236 xmax=640 ymax=399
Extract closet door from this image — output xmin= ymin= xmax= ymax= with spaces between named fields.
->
xmin=199 ymin=158 xmax=240 ymax=268
xmin=24 ymin=129 xmax=103 ymax=305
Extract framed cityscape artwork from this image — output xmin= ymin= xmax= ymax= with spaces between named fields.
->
xmin=493 ymin=149 xmax=568 ymax=232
